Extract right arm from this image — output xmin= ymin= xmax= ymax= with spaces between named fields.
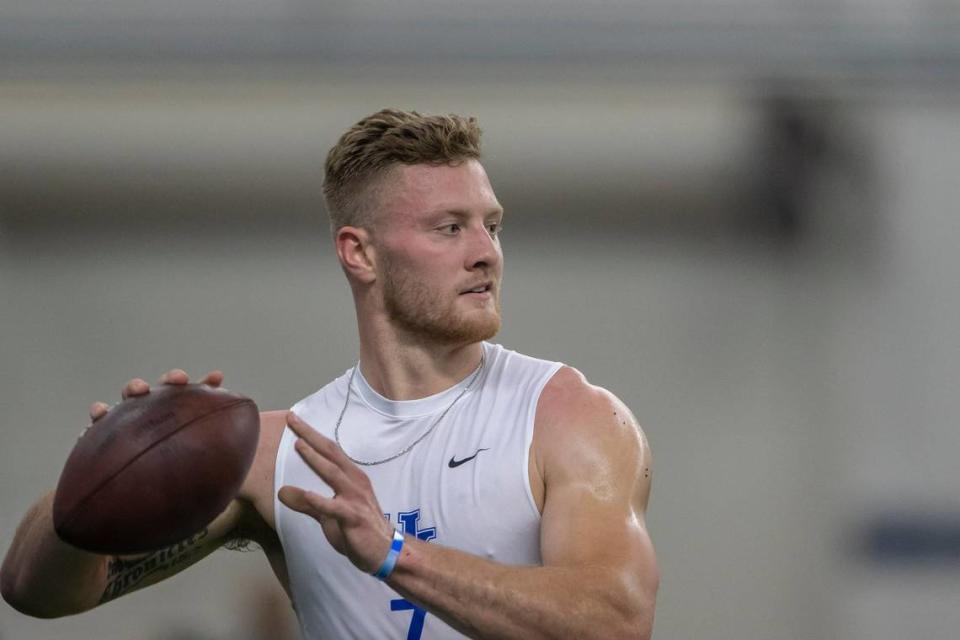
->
xmin=1 ymin=491 xmax=245 ymax=618
xmin=0 ymin=369 xmax=258 ymax=618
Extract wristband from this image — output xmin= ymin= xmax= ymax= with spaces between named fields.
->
xmin=373 ymin=529 xmax=405 ymax=580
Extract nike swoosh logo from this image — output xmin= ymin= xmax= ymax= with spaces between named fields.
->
xmin=448 ymin=448 xmax=490 ymax=468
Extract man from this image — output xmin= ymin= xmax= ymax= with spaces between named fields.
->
xmin=2 ymin=109 xmax=659 ymax=638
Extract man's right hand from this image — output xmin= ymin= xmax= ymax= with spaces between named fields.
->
xmin=1 ymin=368 xmax=238 ymax=619
xmin=88 ymin=368 xmax=225 ymax=424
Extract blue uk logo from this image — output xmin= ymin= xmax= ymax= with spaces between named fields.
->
xmin=383 ymin=509 xmax=436 ymax=640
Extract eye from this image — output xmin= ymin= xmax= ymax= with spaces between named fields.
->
xmin=439 ymin=223 xmax=461 ymax=234
xmin=487 ymin=222 xmax=503 ymax=236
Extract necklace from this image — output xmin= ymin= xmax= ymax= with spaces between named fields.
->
xmin=334 ymin=352 xmax=486 ymax=466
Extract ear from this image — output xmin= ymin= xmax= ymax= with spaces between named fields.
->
xmin=335 ymin=226 xmax=377 ymax=284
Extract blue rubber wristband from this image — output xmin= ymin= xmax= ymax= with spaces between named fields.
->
xmin=373 ymin=529 xmax=405 ymax=580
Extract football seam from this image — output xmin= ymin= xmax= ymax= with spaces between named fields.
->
xmin=57 ymin=397 xmax=257 ymax=537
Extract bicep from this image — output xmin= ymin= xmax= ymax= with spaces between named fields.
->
xmin=536 ymin=375 xmax=658 ymax=593
xmin=539 ymin=456 xmax=657 ymax=583
xmin=99 ymin=499 xmax=247 ymax=604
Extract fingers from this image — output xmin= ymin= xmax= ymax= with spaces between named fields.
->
xmin=277 ymin=485 xmax=347 ymax=520
xmin=95 ymin=369 xmax=222 ymax=428
xmin=89 ymin=401 xmax=110 ymax=422
xmin=294 ymin=437 xmax=353 ymax=495
xmin=199 ymin=370 xmax=224 ymax=388
xmin=123 ymin=368 xmax=191 ymax=400
xmin=278 ymin=420 xmax=394 ymax=573
xmin=158 ymin=369 xmax=223 ymax=387
xmin=157 ymin=369 xmax=189 ymax=385
xmin=286 ymin=411 xmax=374 ymax=499
xmin=121 ymin=378 xmax=149 ymax=399
xmin=137 ymin=367 xmax=225 ymax=391
xmin=287 ymin=412 xmax=356 ymax=471
xmin=115 ymin=368 xmax=222 ymax=410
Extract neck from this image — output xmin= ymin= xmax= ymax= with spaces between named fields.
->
xmin=356 ymin=335 xmax=485 ymax=401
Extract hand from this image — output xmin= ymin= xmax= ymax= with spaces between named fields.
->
xmin=88 ymin=369 xmax=225 ymax=423
xmin=277 ymin=412 xmax=396 ymax=574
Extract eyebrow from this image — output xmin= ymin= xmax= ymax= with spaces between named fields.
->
xmin=426 ymin=208 xmax=504 ymax=221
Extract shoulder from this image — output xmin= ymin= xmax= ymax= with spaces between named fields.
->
xmin=537 ymin=366 xmax=646 ymax=448
xmin=533 ymin=366 xmax=652 ymax=509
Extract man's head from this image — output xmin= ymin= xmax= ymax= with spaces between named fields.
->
xmin=325 ymin=109 xmax=504 ymax=347
xmin=323 ymin=108 xmax=483 ymax=235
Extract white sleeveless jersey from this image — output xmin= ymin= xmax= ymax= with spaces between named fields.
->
xmin=274 ymin=341 xmax=563 ymax=640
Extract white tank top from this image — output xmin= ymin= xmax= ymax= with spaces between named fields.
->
xmin=273 ymin=341 xmax=562 ymax=639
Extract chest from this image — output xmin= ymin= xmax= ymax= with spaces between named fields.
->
xmin=284 ymin=404 xmax=543 ymax=565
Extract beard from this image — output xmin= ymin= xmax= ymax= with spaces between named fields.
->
xmin=379 ymin=258 xmax=502 ymax=346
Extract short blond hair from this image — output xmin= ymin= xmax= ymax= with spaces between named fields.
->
xmin=322 ymin=108 xmax=483 ymax=233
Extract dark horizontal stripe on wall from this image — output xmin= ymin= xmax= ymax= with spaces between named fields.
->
xmin=858 ymin=513 xmax=960 ymax=564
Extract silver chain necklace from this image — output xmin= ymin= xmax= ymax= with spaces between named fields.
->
xmin=334 ymin=353 xmax=486 ymax=466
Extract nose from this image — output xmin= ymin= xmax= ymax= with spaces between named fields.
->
xmin=465 ymin=223 xmax=501 ymax=271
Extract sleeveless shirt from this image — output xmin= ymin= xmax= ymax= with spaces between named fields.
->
xmin=273 ymin=341 xmax=563 ymax=639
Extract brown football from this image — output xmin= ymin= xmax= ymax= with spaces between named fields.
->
xmin=53 ymin=384 xmax=259 ymax=554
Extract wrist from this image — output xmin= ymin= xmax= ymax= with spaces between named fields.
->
xmin=372 ymin=530 xmax=404 ymax=580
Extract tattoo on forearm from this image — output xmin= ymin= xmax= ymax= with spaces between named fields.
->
xmin=99 ymin=528 xmax=210 ymax=603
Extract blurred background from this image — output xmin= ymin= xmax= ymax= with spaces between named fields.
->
xmin=2 ymin=1 xmax=959 ymax=638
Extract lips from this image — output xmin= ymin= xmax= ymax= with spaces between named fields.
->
xmin=459 ymin=281 xmax=493 ymax=295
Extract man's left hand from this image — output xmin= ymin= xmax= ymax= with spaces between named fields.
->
xmin=277 ymin=412 xmax=396 ymax=574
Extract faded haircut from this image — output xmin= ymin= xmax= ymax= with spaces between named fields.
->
xmin=322 ymin=108 xmax=483 ymax=234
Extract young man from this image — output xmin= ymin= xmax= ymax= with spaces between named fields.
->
xmin=2 ymin=109 xmax=659 ymax=639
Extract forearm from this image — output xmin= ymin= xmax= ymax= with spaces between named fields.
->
xmin=387 ymin=537 xmax=655 ymax=640
xmin=1 ymin=491 xmax=109 ymax=618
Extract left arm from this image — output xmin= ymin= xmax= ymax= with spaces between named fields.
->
xmin=279 ymin=367 xmax=658 ymax=639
